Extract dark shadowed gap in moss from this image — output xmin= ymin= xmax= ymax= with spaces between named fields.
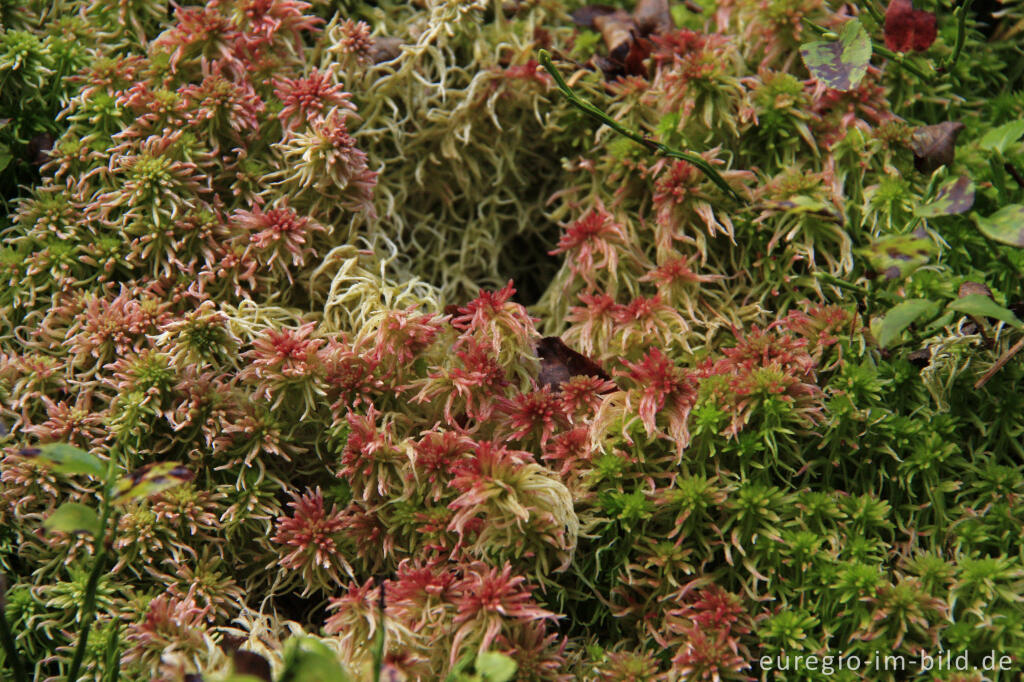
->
xmin=498 ymin=222 xmax=563 ymax=306
xmin=273 ymin=590 xmax=331 ymax=630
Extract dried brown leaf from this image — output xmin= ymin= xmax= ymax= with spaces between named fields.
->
xmin=594 ymin=10 xmax=637 ymax=63
xmin=911 ymin=122 xmax=965 ymax=174
xmin=634 ymin=0 xmax=673 ymax=35
xmin=536 ymin=336 xmax=611 ymax=390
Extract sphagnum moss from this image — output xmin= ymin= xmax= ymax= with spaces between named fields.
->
xmin=2 ymin=0 xmax=1024 ymax=680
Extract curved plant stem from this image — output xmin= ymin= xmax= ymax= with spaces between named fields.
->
xmin=537 ymin=50 xmax=745 ymax=204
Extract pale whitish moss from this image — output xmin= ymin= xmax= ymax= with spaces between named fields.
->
xmin=317 ymin=1 xmax=579 ymax=302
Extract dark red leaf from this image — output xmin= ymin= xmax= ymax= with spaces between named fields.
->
xmin=536 ymin=337 xmax=611 ymax=390
xmin=884 ymin=0 xmax=937 ymax=52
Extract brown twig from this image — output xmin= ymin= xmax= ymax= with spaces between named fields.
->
xmin=1004 ymin=162 xmax=1024 ymax=190
xmin=974 ymin=335 xmax=1024 ymax=389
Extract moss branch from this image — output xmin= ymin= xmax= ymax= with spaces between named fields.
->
xmin=0 ymin=575 xmax=28 ymax=682
xmin=945 ymin=0 xmax=976 ymax=71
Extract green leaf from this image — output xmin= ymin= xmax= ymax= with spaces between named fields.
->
xmin=19 ymin=443 xmax=106 ymax=479
xmin=858 ymin=230 xmax=936 ymax=280
xmin=975 ymin=204 xmax=1024 ymax=247
xmin=948 ymin=294 xmax=1024 ymax=329
xmin=799 ymin=19 xmax=871 ymax=91
xmin=43 ymin=502 xmax=101 ymax=537
xmin=978 ymin=119 xmax=1024 ymax=154
xmin=879 ymin=299 xmax=939 ymax=348
xmin=0 ymin=144 xmax=12 ymax=174
xmin=915 ymin=175 xmax=975 ymax=217
xmin=111 ymin=461 xmax=194 ymax=506
xmin=924 ymin=310 xmax=955 ymax=333
xmin=279 ymin=637 xmax=351 ymax=682
xmin=476 ymin=652 xmax=518 ymax=682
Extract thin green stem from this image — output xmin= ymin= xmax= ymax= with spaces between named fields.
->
xmin=945 ymin=0 xmax=975 ymax=71
xmin=66 ymin=447 xmax=119 ymax=681
xmin=371 ymin=579 xmax=385 ymax=682
xmin=861 ymin=0 xmax=886 ymax=27
xmin=815 ymin=271 xmax=869 ymax=295
xmin=0 ymin=576 xmax=28 ymax=682
xmin=537 ymin=50 xmax=745 ymax=204
xmin=102 ymin=621 xmax=120 ymax=682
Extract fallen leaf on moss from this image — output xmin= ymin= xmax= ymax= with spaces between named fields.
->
xmin=536 ymin=336 xmax=611 ymax=390
xmin=860 ymin=229 xmax=936 ymax=280
xmin=571 ymin=0 xmax=675 ymax=79
xmin=19 ymin=443 xmax=105 ymax=478
xmin=634 ymin=0 xmax=673 ymax=35
xmin=799 ymin=19 xmax=872 ymax=92
xmin=570 ymin=4 xmax=618 ymax=29
xmin=112 ymin=461 xmax=195 ymax=506
xmin=594 ymin=10 xmax=637 ymax=64
xmin=911 ymin=121 xmax=965 ymax=173
xmin=915 ymin=175 xmax=974 ymax=217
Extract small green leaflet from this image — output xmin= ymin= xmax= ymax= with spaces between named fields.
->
xmin=978 ymin=120 xmax=1024 ymax=154
xmin=859 ymin=229 xmax=936 ymax=280
xmin=800 ymin=19 xmax=872 ymax=91
xmin=19 ymin=443 xmax=106 ymax=479
xmin=476 ymin=652 xmax=518 ymax=682
xmin=975 ymin=204 xmax=1024 ymax=247
xmin=111 ymin=461 xmax=194 ymax=506
xmin=948 ymin=294 xmax=1024 ymax=329
xmin=915 ymin=175 xmax=975 ymax=217
xmin=43 ymin=502 xmax=101 ymax=537
xmin=773 ymin=195 xmax=833 ymax=214
xmin=879 ymin=299 xmax=939 ymax=348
